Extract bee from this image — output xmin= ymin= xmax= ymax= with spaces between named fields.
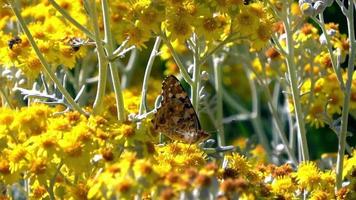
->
xmin=8 ymin=36 xmax=22 ymax=50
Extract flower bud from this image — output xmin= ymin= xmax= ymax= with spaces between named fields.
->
xmin=188 ymin=64 xmax=194 ymax=74
xmin=201 ymin=71 xmax=209 ymax=81
xmin=300 ymin=2 xmax=315 ymax=16
xmin=314 ymin=1 xmax=326 ymax=14
xmin=319 ymin=33 xmax=327 ymax=45
xmin=327 ymin=29 xmax=336 ymax=36
xmin=299 ymin=0 xmax=313 ymax=6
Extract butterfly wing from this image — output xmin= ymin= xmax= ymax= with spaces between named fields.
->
xmin=152 ymin=75 xmax=209 ymax=143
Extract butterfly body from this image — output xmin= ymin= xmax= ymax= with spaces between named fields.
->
xmin=152 ymin=75 xmax=210 ymax=144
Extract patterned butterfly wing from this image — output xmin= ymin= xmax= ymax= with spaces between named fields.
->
xmin=152 ymin=75 xmax=210 ymax=144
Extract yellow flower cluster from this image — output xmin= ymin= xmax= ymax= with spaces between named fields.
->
xmin=124 ymin=0 xmax=274 ymax=48
xmin=1 ymin=0 xmax=274 ymax=80
xmin=249 ymin=18 xmax=353 ymax=128
xmin=291 ymin=22 xmax=354 ymax=128
xmin=0 ymin=91 xmax=157 ymax=199
xmin=0 ymin=0 xmax=88 ymax=78
xmin=156 ymin=0 xmax=274 ymax=74
xmin=1 ymin=102 xmax=356 ymax=199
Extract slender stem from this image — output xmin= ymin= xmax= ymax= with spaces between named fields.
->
xmin=86 ymin=0 xmax=109 ymax=115
xmin=246 ymin=69 xmax=272 ymax=161
xmin=311 ymin=15 xmax=345 ymax=90
xmin=191 ymin=35 xmax=200 ymax=112
xmin=160 ymin=34 xmax=193 ymax=85
xmin=139 ymin=37 xmax=162 ymax=115
xmin=0 ymin=87 xmax=14 ymax=109
xmin=9 ymin=1 xmax=86 ymax=115
xmin=120 ymin=49 xmax=137 ymax=88
xmin=336 ymin=1 xmax=355 ymax=190
xmin=101 ymin=0 xmax=126 ymax=121
xmin=271 ymin=34 xmax=287 ymax=56
xmin=262 ymin=84 xmax=298 ymax=165
xmin=46 ymin=162 xmax=63 ymax=200
xmin=109 ymin=39 xmax=130 ymax=60
xmin=213 ymin=56 xmax=225 ymax=146
xmin=240 ymin=55 xmax=297 ymax=164
xmin=283 ymin=9 xmax=309 ymax=161
xmin=48 ymin=0 xmax=95 ymax=40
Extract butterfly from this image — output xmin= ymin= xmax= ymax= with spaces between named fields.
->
xmin=152 ymin=75 xmax=210 ymax=144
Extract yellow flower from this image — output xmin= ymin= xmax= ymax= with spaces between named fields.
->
xmin=319 ymin=170 xmax=335 ymax=193
xmin=0 ymin=107 xmax=14 ymax=126
xmin=154 ymin=143 xmax=206 ymax=174
xmin=58 ymin=121 xmax=95 ymax=174
xmin=294 ymin=162 xmax=321 ymax=191
xmin=26 ymin=155 xmax=55 ymax=186
xmin=326 ymin=89 xmax=343 ymax=115
xmin=10 ymin=104 xmax=51 ymax=141
xmin=114 ymin=177 xmax=138 ymax=200
xmin=250 ymin=20 xmax=273 ymax=51
xmin=0 ymin=157 xmax=22 ymax=184
xmin=138 ymin=3 xmax=164 ymax=34
xmin=314 ymin=51 xmax=333 ymax=70
xmin=271 ymin=176 xmax=296 ymax=199
xmin=305 ymin=97 xmax=326 ymax=128
xmin=5 ymin=143 xmax=28 ymax=173
xmin=234 ymin=6 xmax=259 ymax=36
xmin=224 ymin=153 xmax=251 ymax=178
xmin=164 ymin=17 xmax=193 ymax=42
xmin=309 ymin=189 xmax=331 ymax=200
xmin=294 ymin=23 xmax=319 ymax=43
xmin=30 ymin=180 xmax=48 ymax=199
xmin=343 ymin=150 xmax=356 ymax=178
xmin=300 ymin=78 xmax=312 ymax=103
xmin=0 ymin=6 xmax=12 ymax=30
xmin=123 ymin=23 xmax=152 ymax=50
xmin=67 ymin=182 xmax=89 ymax=200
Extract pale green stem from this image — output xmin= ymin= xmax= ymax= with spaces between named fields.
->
xmin=9 ymin=1 xmax=86 ymax=115
xmin=271 ymin=34 xmax=287 ymax=56
xmin=246 ymin=69 xmax=272 ymax=161
xmin=86 ymin=0 xmax=109 ymax=115
xmin=109 ymin=39 xmax=129 ymax=60
xmin=139 ymin=37 xmax=162 ymax=115
xmin=311 ymin=15 xmax=345 ymax=90
xmin=46 ymin=162 xmax=63 ymax=200
xmin=256 ymin=55 xmax=298 ymax=164
xmin=160 ymin=34 xmax=193 ymax=85
xmin=336 ymin=1 xmax=355 ymax=190
xmin=120 ymin=49 xmax=137 ymax=88
xmin=239 ymin=55 xmax=297 ymax=164
xmin=283 ymin=9 xmax=309 ymax=161
xmin=48 ymin=0 xmax=95 ymax=40
xmin=0 ymin=87 xmax=14 ymax=109
xmin=191 ymin=35 xmax=200 ymax=113
xmin=262 ymin=85 xmax=298 ymax=165
xmin=213 ymin=56 xmax=225 ymax=146
xmin=101 ymin=0 xmax=126 ymax=121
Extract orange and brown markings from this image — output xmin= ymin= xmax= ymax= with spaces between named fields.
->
xmin=152 ymin=75 xmax=209 ymax=144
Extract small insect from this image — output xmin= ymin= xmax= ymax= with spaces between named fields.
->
xmin=152 ymin=75 xmax=210 ymax=144
xmin=68 ymin=37 xmax=85 ymax=52
xmin=244 ymin=0 xmax=251 ymax=5
xmin=8 ymin=36 xmax=22 ymax=50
